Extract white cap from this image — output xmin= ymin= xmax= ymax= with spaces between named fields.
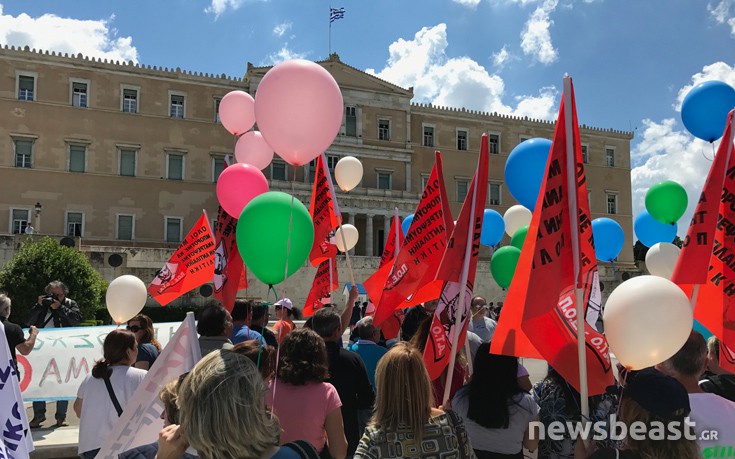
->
xmin=274 ymin=298 xmax=293 ymax=310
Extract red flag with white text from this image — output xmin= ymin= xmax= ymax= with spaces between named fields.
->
xmin=380 ymin=215 xmax=404 ymax=268
xmin=213 ymin=205 xmax=247 ymax=312
xmin=303 ymin=258 xmax=339 ymax=317
xmin=309 ymin=155 xmax=340 ymax=266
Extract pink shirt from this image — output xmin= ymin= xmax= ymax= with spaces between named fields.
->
xmin=266 ymin=380 xmax=342 ymax=450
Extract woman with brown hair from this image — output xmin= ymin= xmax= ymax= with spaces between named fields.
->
xmin=354 ymin=342 xmax=475 ymax=458
xmin=126 ymin=314 xmax=161 ymax=370
xmin=232 ymin=340 xmax=277 ymax=382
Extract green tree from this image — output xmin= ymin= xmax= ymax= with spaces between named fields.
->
xmin=0 ymin=237 xmax=107 ymax=324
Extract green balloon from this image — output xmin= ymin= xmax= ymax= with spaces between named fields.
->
xmin=645 ymin=180 xmax=688 ymax=224
xmin=491 ymin=246 xmax=521 ymax=289
xmin=510 ymin=225 xmax=529 ymax=250
xmin=237 ymin=191 xmax=314 ymax=285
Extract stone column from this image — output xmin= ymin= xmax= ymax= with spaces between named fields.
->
xmin=383 ymin=216 xmax=391 ymax=245
xmin=347 ymin=213 xmax=356 ymax=257
xmin=405 ymin=162 xmax=412 ymax=192
xmin=365 ymin=214 xmax=374 ymax=257
xmin=302 ymin=164 xmax=309 ymax=183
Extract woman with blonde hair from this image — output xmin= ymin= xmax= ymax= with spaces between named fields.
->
xmin=354 ymin=342 xmax=475 ymax=458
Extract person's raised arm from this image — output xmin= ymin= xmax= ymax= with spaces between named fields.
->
xmin=340 ymin=286 xmax=359 ymax=335
xmin=16 ymin=326 xmax=38 ymax=356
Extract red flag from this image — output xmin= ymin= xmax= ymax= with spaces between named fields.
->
xmin=212 ymin=205 xmax=247 ymax=312
xmin=491 ymin=77 xmax=613 ymax=396
xmin=309 ymin=154 xmax=340 ymax=266
xmin=380 ymin=215 xmax=404 ymax=268
xmin=424 ymin=135 xmax=489 ymax=381
xmin=303 ymin=258 xmax=339 ymax=316
xmin=366 ymin=152 xmax=453 ymax=325
xmin=672 ymin=110 xmax=735 ymax=372
xmin=149 ymin=212 xmax=216 ymax=306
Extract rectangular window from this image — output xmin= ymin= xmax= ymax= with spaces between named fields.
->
xmin=213 ymin=157 xmax=225 ymax=183
xmin=378 ymin=119 xmax=390 ymax=141
xmin=423 ymin=126 xmax=434 ymax=147
xmin=421 ymin=174 xmax=430 ymax=191
xmin=120 ymin=149 xmax=136 ymax=176
xmin=457 ymin=130 xmax=468 ymax=151
xmin=606 ymin=148 xmax=615 ymax=167
xmin=69 ymin=145 xmax=86 ymax=172
xmin=66 ymin=212 xmax=84 ymax=237
xmin=582 ymin=145 xmax=589 ymax=164
xmin=214 ymin=98 xmax=222 ymax=123
xmin=123 ymin=88 xmax=138 ymax=113
xmin=117 ymin=215 xmax=134 ymax=241
xmin=18 ymin=75 xmax=34 ymax=101
xmin=607 ymin=193 xmax=617 ymax=214
xmin=11 ymin=209 xmax=30 ymax=234
xmin=271 ymin=161 xmax=287 ymax=181
xmin=167 ymin=154 xmax=184 ymax=180
xmin=72 ymin=82 xmax=88 ymax=108
xmin=456 ymin=179 xmax=469 ymax=202
xmin=489 ymin=134 xmax=500 ymax=154
xmin=519 ymin=136 xmax=530 ymax=143
xmin=14 ymin=139 xmax=33 ymax=168
xmin=377 ymin=171 xmax=392 ymax=190
xmin=309 ymin=155 xmax=339 ymax=183
xmin=165 ymin=217 xmax=183 ymax=243
xmin=170 ymin=94 xmax=185 ymax=118
xmin=489 ymin=183 xmax=501 ymax=206
xmin=345 ymin=106 xmax=357 ymax=137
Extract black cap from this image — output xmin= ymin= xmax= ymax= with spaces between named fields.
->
xmin=624 ymin=368 xmax=690 ymax=420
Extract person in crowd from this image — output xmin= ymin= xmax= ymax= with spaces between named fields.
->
xmin=273 ymin=298 xmax=300 ymax=344
xmin=656 ymin=330 xmax=735 ymax=454
xmin=400 ymin=299 xmax=438 ymax=342
xmin=233 ymin=339 xmax=276 ymax=382
xmin=453 ymin=342 xmax=539 ymax=458
xmin=0 ymin=293 xmax=38 ymax=376
xmin=24 ymin=223 xmax=34 ymax=235
xmin=266 ymin=329 xmax=347 ymax=457
xmin=312 ymin=308 xmax=374 ymax=456
xmin=196 ymin=303 xmax=234 ymax=357
xmin=699 ymin=335 xmax=735 ymax=402
xmin=354 ymin=342 xmax=475 ymax=458
xmin=230 ymin=299 xmax=264 ymax=345
xmin=577 ymin=368 xmax=700 ymax=459
xmin=533 ymin=367 xmax=618 ymax=458
xmin=468 ymin=296 xmax=497 ymax=342
xmin=27 ymin=280 xmax=81 ymax=428
xmin=73 ymin=329 xmax=147 ymax=459
xmin=348 ymin=316 xmax=388 ymax=389
xmin=157 ymin=350 xmax=321 ymax=459
xmin=251 ymin=302 xmax=279 ymax=348
xmin=126 ymin=314 xmax=161 ymax=370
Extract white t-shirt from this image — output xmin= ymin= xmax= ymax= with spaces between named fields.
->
xmin=468 ymin=317 xmax=497 ymax=343
xmin=688 ymin=392 xmax=735 ymax=455
xmin=77 ymin=365 xmax=147 ymax=454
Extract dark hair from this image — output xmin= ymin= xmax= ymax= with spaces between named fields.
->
xmin=311 ymin=308 xmax=341 ymax=338
xmin=278 ymin=329 xmax=329 ymax=385
xmin=251 ymin=303 xmax=269 ymax=323
xmin=92 ymin=329 xmax=136 ymax=379
xmin=231 ymin=300 xmax=252 ymax=322
xmin=197 ymin=304 xmax=230 ymax=337
xmin=467 ymin=342 xmax=524 ymax=428
xmin=232 ymin=340 xmax=276 ymax=381
xmin=408 ymin=316 xmax=433 ymax=353
xmin=665 ymin=331 xmax=707 ymax=377
xmin=128 ymin=314 xmax=161 ymax=352
xmin=279 ymin=306 xmax=303 ymax=320
xmin=45 ymin=280 xmax=69 ymax=296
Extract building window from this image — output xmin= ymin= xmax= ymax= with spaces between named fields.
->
xmin=378 ymin=119 xmax=390 ymax=141
xmin=606 ymin=148 xmax=615 ymax=167
xmin=377 ymin=171 xmax=392 ymax=190
xmin=607 ymin=193 xmax=617 ymax=214
xmin=69 ymin=145 xmax=86 ymax=173
xmin=309 ymin=154 xmax=339 ymax=183
xmin=72 ymin=81 xmax=88 ymax=108
xmin=345 ymin=106 xmax=357 ymax=137
xmin=165 ymin=217 xmax=183 ymax=243
xmin=17 ymin=75 xmax=35 ymax=101
xmin=213 ymin=157 xmax=225 ymax=183
xmin=271 ymin=161 xmax=287 ymax=181
xmin=122 ymin=88 xmax=138 ymax=113
xmin=167 ymin=154 xmax=184 ymax=180
xmin=120 ymin=149 xmax=137 ymax=177
xmin=456 ymin=179 xmax=469 ymax=202
xmin=214 ymin=98 xmax=222 ymax=123
xmin=65 ymin=212 xmax=84 ymax=237
xmin=457 ymin=129 xmax=468 ymax=151
xmin=423 ymin=126 xmax=435 ymax=147
xmin=421 ymin=174 xmax=430 ymax=191
xmin=582 ymin=145 xmax=589 ymax=164
xmin=170 ymin=94 xmax=185 ymax=118
xmin=10 ymin=209 xmax=30 ymax=234
xmin=14 ymin=139 xmax=33 ymax=168
xmin=519 ymin=136 xmax=531 ymax=143
xmin=489 ymin=183 xmax=502 ymax=206
xmin=116 ymin=215 xmax=135 ymax=241
xmin=489 ymin=134 xmax=500 ymax=154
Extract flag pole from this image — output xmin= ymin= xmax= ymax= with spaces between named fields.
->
xmin=328 ymin=5 xmax=332 ymax=56
xmin=563 ymin=75 xmax=590 ymax=425
xmin=322 ymin=152 xmax=356 ymax=287
xmin=394 ymin=207 xmax=400 ymax=258
xmin=329 ymin=257 xmax=334 ymax=305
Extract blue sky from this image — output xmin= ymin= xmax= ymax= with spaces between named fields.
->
xmin=1 ymin=0 xmax=735 ymax=234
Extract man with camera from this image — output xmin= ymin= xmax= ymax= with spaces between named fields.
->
xmin=26 ymin=280 xmax=81 ymax=428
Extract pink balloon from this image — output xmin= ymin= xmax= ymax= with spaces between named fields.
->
xmin=219 ymin=91 xmax=255 ymax=136
xmin=255 ymin=60 xmax=343 ymax=166
xmin=235 ymin=131 xmax=275 ymax=170
xmin=216 ymin=163 xmax=269 ymax=217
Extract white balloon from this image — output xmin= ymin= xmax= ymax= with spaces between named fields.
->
xmin=645 ymin=242 xmax=681 ymax=279
xmin=106 ymin=275 xmax=148 ymax=324
xmin=334 ymin=156 xmax=363 ymax=192
xmin=603 ymin=275 xmax=692 ymax=370
xmin=335 ymin=224 xmax=359 ymax=252
xmin=504 ymin=205 xmax=532 ymax=236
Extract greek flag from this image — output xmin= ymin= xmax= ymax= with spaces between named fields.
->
xmin=330 ymin=7 xmax=345 ymax=23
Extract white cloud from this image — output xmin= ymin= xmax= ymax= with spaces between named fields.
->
xmin=366 ymin=24 xmax=557 ymax=120
xmin=0 ymin=5 xmax=138 ymax=62
xmin=262 ymin=44 xmax=307 ymax=65
xmin=674 ymin=61 xmax=735 ymax=111
xmin=492 ymin=45 xmax=512 ymax=68
xmin=520 ymin=0 xmax=558 ymax=65
xmin=205 ymin=0 xmax=267 ymax=18
xmin=709 ymin=0 xmax=735 ymax=36
xmin=452 ymin=0 xmax=482 ymax=8
xmin=273 ymin=22 xmax=292 ymax=37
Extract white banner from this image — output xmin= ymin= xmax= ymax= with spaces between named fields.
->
xmin=1 ymin=322 xmax=34 ymax=459
xmin=17 ymin=321 xmax=182 ymax=401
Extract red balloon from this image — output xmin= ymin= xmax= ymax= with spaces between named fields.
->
xmin=216 ymin=163 xmax=269 ymax=217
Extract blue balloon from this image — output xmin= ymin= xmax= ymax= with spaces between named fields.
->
xmin=504 ymin=138 xmax=552 ymax=211
xmin=681 ymin=80 xmax=735 ymax=142
xmin=401 ymin=214 xmax=414 ymax=235
xmin=693 ymin=320 xmax=714 ymax=341
xmin=634 ymin=210 xmax=677 ymax=248
xmin=480 ymin=209 xmax=505 ymax=247
xmin=591 ymin=218 xmax=624 ymax=262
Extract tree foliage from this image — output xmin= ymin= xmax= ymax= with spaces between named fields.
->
xmin=0 ymin=237 xmax=107 ymax=325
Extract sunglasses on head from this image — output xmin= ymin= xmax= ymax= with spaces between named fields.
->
xmin=126 ymin=325 xmax=142 ymax=333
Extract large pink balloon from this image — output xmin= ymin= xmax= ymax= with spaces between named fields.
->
xmin=219 ymin=91 xmax=256 ymax=136
xmin=255 ymin=60 xmax=343 ymax=166
xmin=216 ymin=163 xmax=269 ymax=217
xmin=235 ymin=131 xmax=275 ymax=170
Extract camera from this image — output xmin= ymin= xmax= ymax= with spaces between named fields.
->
xmin=41 ymin=293 xmax=59 ymax=308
